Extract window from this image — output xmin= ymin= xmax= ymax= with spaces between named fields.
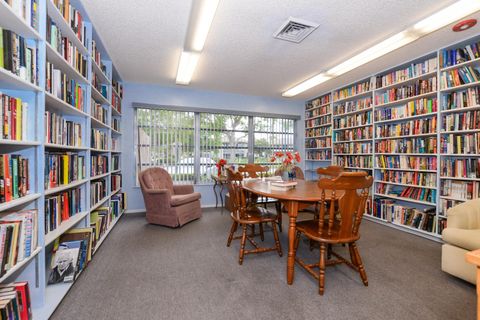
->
xmin=135 ymin=107 xmax=297 ymax=184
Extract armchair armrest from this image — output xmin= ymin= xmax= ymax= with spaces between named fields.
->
xmin=447 ymin=199 xmax=480 ymax=230
xmin=143 ymin=188 xmax=170 ymax=195
xmin=173 ymin=185 xmax=194 ymax=195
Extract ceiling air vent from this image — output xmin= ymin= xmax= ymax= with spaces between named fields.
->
xmin=273 ymin=17 xmax=319 ymax=43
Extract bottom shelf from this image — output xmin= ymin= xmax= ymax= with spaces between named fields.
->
xmin=93 ymin=210 xmax=124 ymax=254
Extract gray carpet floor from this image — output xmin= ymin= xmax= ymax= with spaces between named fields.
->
xmin=51 ymin=209 xmax=476 ymax=320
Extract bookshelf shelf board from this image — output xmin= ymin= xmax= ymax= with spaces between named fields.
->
xmin=390 ymin=222 xmax=441 ymax=238
xmin=442 ymin=128 xmax=480 ymax=134
xmin=0 ymin=139 xmax=40 ymax=147
xmin=90 ymin=195 xmax=110 ymax=212
xmin=91 ymin=172 xmax=110 ymax=180
xmin=374 ymin=167 xmax=437 ymax=173
xmin=44 ymin=179 xmax=89 ymax=196
xmin=364 ymin=214 xmax=387 ymax=222
xmin=333 ymin=123 xmax=372 ymax=131
xmin=0 ymin=1 xmax=41 ymax=39
xmin=93 ymin=211 xmax=124 ymax=255
xmin=111 ymin=188 xmax=121 ymax=196
xmin=333 ymin=138 xmax=372 ymax=143
xmin=0 ymin=67 xmax=41 ymax=91
xmin=91 ymin=86 xmax=109 ymax=105
xmin=45 ymin=92 xmax=89 ymax=117
xmin=374 ymin=112 xmax=436 ymax=125
xmin=333 ymin=90 xmax=373 ymax=103
xmin=441 ymin=105 xmax=480 ymax=114
xmin=306 ymin=101 xmax=331 ymax=110
xmin=306 ymin=159 xmax=331 ymax=162
xmin=375 ymin=132 xmax=437 ymax=140
xmin=440 ymin=80 xmax=480 ymax=93
xmin=440 ymin=57 xmax=480 ymax=72
xmin=374 ymin=91 xmax=437 ymax=108
xmin=0 ymin=193 xmax=41 ymax=212
xmin=306 ymin=113 xmax=331 ymax=121
xmin=46 ymin=43 xmax=89 ymax=85
xmin=439 ymin=195 xmax=469 ymax=202
xmin=343 ymin=166 xmax=373 ymax=170
xmin=365 ymin=216 xmax=442 ymax=241
xmin=111 ymin=107 xmax=122 ymax=117
xmin=375 ymin=70 xmax=438 ymax=91
xmin=46 ymin=0 xmax=88 ymax=55
xmin=374 ymin=193 xmax=436 ymax=206
xmin=91 ymin=58 xmax=111 ymax=85
xmin=110 ymin=128 xmax=122 ymax=135
xmin=110 ymin=150 xmax=121 ymax=154
xmin=44 ymin=211 xmax=89 ymax=246
xmin=375 ymin=153 xmax=436 ymax=156
xmin=375 ymin=180 xmax=437 ymax=190
xmin=333 ymin=106 xmax=373 ymax=118
xmin=305 ymin=134 xmax=331 ymax=139
xmin=33 ymin=281 xmax=74 ymax=320
xmin=90 ymin=116 xmax=110 ymax=130
xmin=440 ymin=153 xmax=480 ymax=157
xmin=90 ymin=148 xmax=109 ymax=153
xmin=305 ymin=147 xmax=332 ymax=150
xmin=333 ymin=153 xmax=372 ymax=156
xmin=440 ymin=176 xmax=480 ymax=181
xmin=306 ymin=122 xmax=331 ymax=130
xmin=45 ymin=143 xmax=88 ymax=151
xmin=0 ymin=246 xmax=42 ymax=284
xmin=111 ymin=169 xmax=121 ymax=174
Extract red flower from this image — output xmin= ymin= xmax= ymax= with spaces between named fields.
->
xmin=270 ymin=156 xmax=276 ymax=163
xmin=294 ymin=151 xmax=301 ymax=162
xmin=274 ymin=152 xmax=284 ymax=158
xmin=286 ymin=152 xmax=293 ymax=160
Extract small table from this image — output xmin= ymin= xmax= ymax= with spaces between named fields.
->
xmin=243 ymin=179 xmax=344 ymax=285
xmin=211 ymin=175 xmax=227 ymax=209
xmin=466 ymin=249 xmax=480 ymax=320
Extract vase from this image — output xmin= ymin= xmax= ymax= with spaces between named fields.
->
xmin=282 ymin=170 xmax=296 ymax=181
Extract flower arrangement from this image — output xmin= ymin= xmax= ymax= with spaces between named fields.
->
xmin=270 ymin=151 xmax=301 ymax=174
xmin=216 ymin=158 xmax=227 ymax=176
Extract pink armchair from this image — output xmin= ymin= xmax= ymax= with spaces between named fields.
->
xmin=139 ymin=168 xmax=202 ymax=227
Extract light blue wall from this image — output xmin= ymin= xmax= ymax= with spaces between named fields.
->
xmin=122 ymin=83 xmax=304 ymax=211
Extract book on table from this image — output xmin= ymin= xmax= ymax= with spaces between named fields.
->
xmin=271 ymin=181 xmax=298 ymax=188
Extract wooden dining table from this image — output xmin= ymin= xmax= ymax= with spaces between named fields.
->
xmin=243 ymin=179 xmax=344 ymax=285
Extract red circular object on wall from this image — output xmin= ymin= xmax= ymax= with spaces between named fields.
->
xmin=452 ymin=19 xmax=477 ymax=32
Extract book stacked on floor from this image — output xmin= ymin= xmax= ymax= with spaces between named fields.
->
xmin=44 ymin=152 xmax=85 ymax=189
xmin=44 ymin=111 xmax=82 ymax=146
xmin=0 ymin=154 xmax=29 ymax=204
xmin=1 ymin=92 xmax=28 ymax=141
xmin=44 ymin=187 xmax=82 ymax=234
xmin=0 ymin=282 xmax=31 ymax=320
xmin=0 ymin=210 xmax=38 ymax=276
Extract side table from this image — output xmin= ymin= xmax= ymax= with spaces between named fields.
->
xmin=211 ymin=174 xmax=227 ymax=209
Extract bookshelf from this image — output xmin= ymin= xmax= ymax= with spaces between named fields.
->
xmin=305 ymin=34 xmax=480 ymax=242
xmin=1 ymin=0 xmax=125 ymax=318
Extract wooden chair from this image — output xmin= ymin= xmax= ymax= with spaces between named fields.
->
xmin=293 ymin=171 xmax=373 ymax=295
xmin=226 ymin=168 xmax=283 ymax=264
xmin=316 ymin=165 xmax=344 ymax=178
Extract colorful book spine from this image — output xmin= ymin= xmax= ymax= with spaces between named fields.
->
xmin=0 ymin=92 xmax=28 ymax=141
xmin=376 ymin=155 xmax=437 ymax=171
xmin=90 ymin=179 xmax=106 ymax=206
xmin=334 ymin=155 xmax=372 ymax=168
xmin=91 ymin=155 xmax=108 ymax=177
xmin=377 ymin=171 xmax=436 ymax=187
xmin=44 ymin=152 xmax=85 ymax=189
xmin=111 ymin=174 xmax=121 ymax=191
xmin=375 ymin=98 xmax=437 ymax=122
xmin=91 ymin=99 xmax=108 ymax=125
xmin=44 ymin=111 xmax=82 ymax=146
xmin=375 ymin=57 xmax=437 ymax=89
xmin=440 ymin=158 xmax=480 ymax=178
xmin=375 ymin=137 xmax=437 ymax=154
xmin=333 ymin=110 xmax=371 ymax=129
xmin=441 ymin=86 xmax=480 ymax=110
xmin=440 ymin=66 xmax=480 ymax=89
xmin=91 ymin=129 xmax=108 ymax=150
xmin=442 ymin=110 xmax=480 ymax=131
xmin=52 ymin=0 xmax=87 ymax=47
xmin=376 ymin=117 xmax=436 ymax=138
xmin=440 ymin=133 xmax=480 ymax=154
xmin=374 ymin=199 xmax=437 ymax=232
xmin=306 ymin=150 xmax=332 ymax=161
xmin=441 ymin=180 xmax=480 ymax=200
xmin=334 ymin=97 xmax=372 ymax=116
xmin=44 ymin=187 xmax=82 ymax=233
xmin=45 ymin=62 xmax=86 ymax=111
xmin=333 ymin=78 xmax=375 ymax=101
xmin=440 ymin=41 xmax=480 ymax=68
xmin=0 ymin=154 xmax=29 ymax=204
xmin=375 ymin=77 xmax=437 ymax=105
xmin=376 ymin=183 xmax=436 ymax=203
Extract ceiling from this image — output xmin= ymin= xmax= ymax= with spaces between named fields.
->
xmin=80 ymin=0 xmax=480 ymax=100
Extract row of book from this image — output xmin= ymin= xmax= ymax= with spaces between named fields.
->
xmin=374 ymin=98 xmax=437 ymax=122
xmin=376 ymin=155 xmax=437 ymax=171
xmin=441 ymin=180 xmax=480 ymax=200
xmin=376 ymin=117 xmax=436 ymax=138
xmin=334 ymin=126 xmax=372 ymax=142
xmin=440 ymin=66 xmax=480 ymax=89
xmin=376 ymin=171 xmax=436 ymax=188
xmin=91 ymin=155 xmax=108 ymax=177
xmin=0 ymin=210 xmax=38 ymax=277
xmin=90 ymin=193 xmax=125 ymax=251
xmin=439 ymin=199 xmax=463 ymax=216
xmin=305 ymin=137 xmax=331 ymax=149
xmin=44 ymin=187 xmax=82 ymax=234
xmin=45 ymin=61 xmax=86 ymax=111
xmin=0 ymin=28 xmax=38 ymax=85
xmin=375 ymin=57 xmax=437 ymax=89
xmin=305 ymin=115 xmax=331 ymax=129
xmin=92 ymin=100 xmax=108 ymax=125
xmin=112 ymin=81 xmax=123 ymax=99
xmin=307 ymin=94 xmax=330 ymax=109
xmin=91 ymin=40 xmax=107 ymax=77
xmin=1 ymin=92 xmax=28 ymax=141
xmin=440 ymin=158 xmax=480 ymax=179
xmin=333 ymin=97 xmax=372 ymax=116
xmin=111 ymin=174 xmax=121 ymax=191
xmin=112 ymin=91 xmax=121 ymax=115
xmin=4 ymin=0 xmax=39 ymax=30
xmin=112 ymin=118 xmax=120 ymax=132
xmin=90 ymin=179 xmax=106 ymax=207
xmin=440 ymin=133 xmax=480 ymax=154
xmin=375 ymin=77 xmax=437 ymax=106
xmin=46 ymin=15 xmax=87 ymax=78
xmin=45 ymin=110 xmax=82 ymax=147
xmin=334 ymin=155 xmax=372 ymax=168
xmin=305 ymin=126 xmax=331 ymax=138
xmin=305 ymin=104 xmax=330 ymax=119
xmin=111 ymin=138 xmax=120 ymax=152
xmin=306 ymin=150 xmax=331 ymax=161
xmin=442 ymin=110 xmax=479 ymax=131
xmin=52 ymin=0 xmax=87 ymax=48
xmin=111 ymin=193 xmax=125 ymax=218
xmin=375 ymin=137 xmax=437 ymax=154
xmin=91 ymin=129 xmax=108 ymax=150
xmin=0 ymin=154 xmax=29 ymax=204
xmin=112 ymin=155 xmax=120 ymax=171
xmin=333 ymin=141 xmax=372 ymax=154
xmin=92 ymin=77 xmax=108 ymax=100
xmin=441 ymin=41 xmax=480 ymax=69
xmin=333 ymin=111 xmax=371 ymax=129
xmin=376 ymin=183 xmax=436 ymax=203
xmin=441 ymin=86 xmax=479 ymax=111
xmin=333 ymin=78 xmax=374 ymax=101
xmin=45 ymin=152 xmax=85 ymax=190
xmin=0 ymin=281 xmax=31 ymax=320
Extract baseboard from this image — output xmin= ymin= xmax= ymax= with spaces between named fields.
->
xmin=125 ymin=204 xmax=219 ymax=214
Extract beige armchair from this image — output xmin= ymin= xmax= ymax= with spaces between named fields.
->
xmin=139 ymin=168 xmax=202 ymax=227
xmin=442 ymin=199 xmax=480 ymax=284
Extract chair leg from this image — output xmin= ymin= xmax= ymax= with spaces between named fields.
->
xmin=226 ymin=221 xmax=238 ymax=247
xmin=271 ymin=221 xmax=283 ymax=257
xmin=348 ymin=243 xmax=358 ymax=266
xmin=239 ymin=224 xmax=248 ymax=265
xmin=351 ymin=242 xmax=368 ymax=286
xmin=327 ymin=244 xmax=332 ymax=260
xmin=319 ymin=243 xmax=326 ymax=295
xmin=259 ymin=223 xmax=265 ymax=241
xmin=275 ymin=202 xmax=283 ymax=233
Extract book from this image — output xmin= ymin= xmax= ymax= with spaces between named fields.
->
xmin=0 ymin=28 xmax=37 ymax=85
xmin=44 ymin=187 xmax=82 ymax=234
xmin=48 ymin=245 xmax=79 ymax=284
xmin=271 ymin=181 xmax=297 ymax=187
xmin=0 ymin=154 xmax=30 ymax=204
xmin=44 ymin=110 xmax=82 ymax=146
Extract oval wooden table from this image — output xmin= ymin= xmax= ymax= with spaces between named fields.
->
xmin=243 ymin=179 xmax=344 ymax=285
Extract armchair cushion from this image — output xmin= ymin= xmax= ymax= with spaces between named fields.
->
xmin=173 ymin=185 xmax=194 ymax=195
xmin=171 ymin=193 xmax=201 ymax=206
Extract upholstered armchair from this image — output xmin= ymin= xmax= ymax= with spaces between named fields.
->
xmin=139 ymin=168 xmax=202 ymax=227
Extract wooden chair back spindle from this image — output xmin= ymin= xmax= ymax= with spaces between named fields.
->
xmin=226 ymin=168 xmax=248 ymax=220
xmin=316 ymin=165 xmax=344 ymax=179
xmin=238 ymin=164 xmax=269 ymax=179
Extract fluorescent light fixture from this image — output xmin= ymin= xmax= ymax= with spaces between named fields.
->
xmin=187 ymin=0 xmax=220 ymax=51
xmin=176 ymin=51 xmax=200 ymax=85
xmin=282 ymin=73 xmax=332 ymax=97
xmin=282 ymin=0 xmax=480 ymax=97
xmin=414 ymin=0 xmax=480 ymax=34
